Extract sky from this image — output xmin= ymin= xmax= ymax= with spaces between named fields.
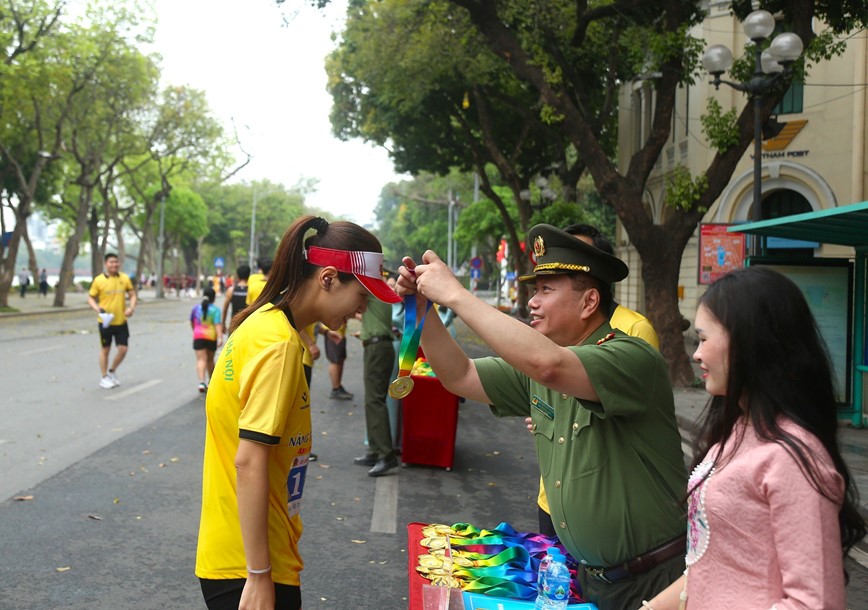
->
xmin=150 ymin=0 xmax=406 ymax=226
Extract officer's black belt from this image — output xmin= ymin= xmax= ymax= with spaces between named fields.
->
xmin=362 ymin=335 xmax=392 ymax=347
xmin=583 ymin=533 xmax=686 ymax=584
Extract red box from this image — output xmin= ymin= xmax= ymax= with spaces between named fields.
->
xmin=401 ymin=375 xmax=459 ymax=470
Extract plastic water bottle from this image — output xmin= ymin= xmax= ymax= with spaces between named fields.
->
xmin=535 ymin=548 xmax=555 ymax=600
xmin=534 ymin=546 xmax=570 ymax=609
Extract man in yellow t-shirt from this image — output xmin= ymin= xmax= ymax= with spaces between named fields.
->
xmin=87 ymin=252 xmax=137 ymax=389
xmin=245 ymin=258 xmax=272 ymax=306
xmin=319 ymin=323 xmax=352 ymax=400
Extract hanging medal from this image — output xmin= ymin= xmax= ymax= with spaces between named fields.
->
xmin=389 ymin=295 xmax=432 ymax=399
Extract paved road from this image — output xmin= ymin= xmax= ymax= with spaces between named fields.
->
xmin=0 ymin=299 xmax=866 ymax=609
xmin=0 ymin=300 xmax=543 ymax=609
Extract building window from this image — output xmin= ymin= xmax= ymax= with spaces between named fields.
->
xmin=761 ymin=189 xmax=812 ymax=220
xmin=770 ymin=22 xmax=803 ymax=115
xmin=774 ymin=80 xmax=803 ymax=115
xmin=760 ymin=190 xmax=814 ymax=255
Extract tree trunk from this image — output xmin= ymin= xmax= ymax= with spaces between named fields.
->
xmin=196 ymin=235 xmax=205 ymax=298
xmin=89 ymin=207 xmax=101 ymax=278
xmin=0 ymin=202 xmax=31 ymax=308
xmin=640 ymin=248 xmax=695 ymax=386
xmin=55 ymin=188 xmax=94 ymax=307
xmin=24 ymin=229 xmax=39 ymax=286
xmin=115 ymin=221 xmax=127 ymax=273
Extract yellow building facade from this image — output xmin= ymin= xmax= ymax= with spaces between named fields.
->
xmin=615 ymin=3 xmax=867 ymax=334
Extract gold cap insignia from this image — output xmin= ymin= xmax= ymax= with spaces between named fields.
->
xmin=533 ymin=235 xmax=546 ymax=259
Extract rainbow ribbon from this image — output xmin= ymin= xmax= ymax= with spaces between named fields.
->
xmin=422 ymin=522 xmax=583 ymax=602
xmin=396 ymin=295 xmax=432 ymax=379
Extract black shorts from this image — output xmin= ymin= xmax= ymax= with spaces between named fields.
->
xmin=324 ymin=336 xmax=347 ymax=364
xmin=98 ymin=322 xmax=129 ymax=348
xmin=193 ymin=338 xmax=218 ymax=351
xmin=199 ymin=578 xmax=301 ymax=610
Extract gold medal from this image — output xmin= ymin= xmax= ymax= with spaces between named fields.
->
xmin=420 ymin=536 xmax=448 ymax=550
xmin=389 ymin=376 xmax=414 ymax=399
xmin=452 ymin=556 xmax=474 ymax=568
xmin=418 ymin=554 xmax=444 ymax=568
xmin=422 ymin=524 xmax=448 ymax=538
xmin=429 ymin=574 xmax=461 ymax=588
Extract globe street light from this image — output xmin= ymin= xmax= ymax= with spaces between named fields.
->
xmin=701 ymin=9 xmax=803 ymax=255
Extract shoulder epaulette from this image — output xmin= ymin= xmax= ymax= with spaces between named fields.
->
xmin=596 ymin=332 xmax=616 ymax=345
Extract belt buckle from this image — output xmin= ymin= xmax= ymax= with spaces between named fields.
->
xmin=585 ymin=566 xmax=612 ymax=584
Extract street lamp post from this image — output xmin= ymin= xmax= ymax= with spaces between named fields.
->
xmin=701 ymin=9 xmax=803 ymax=256
xmin=155 ymin=193 xmax=166 ymax=298
xmin=249 ymin=188 xmax=283 ymax=266
xmin=249 ymin=190 xmax=260 ymax=267
xmin=447 ymin=191 xmax=459 ymax=271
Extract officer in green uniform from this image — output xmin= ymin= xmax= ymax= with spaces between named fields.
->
xmin=397 ymin=224 xmax=686 ymax=610
xmin=353 ymin=293 xmax=399 ymax=476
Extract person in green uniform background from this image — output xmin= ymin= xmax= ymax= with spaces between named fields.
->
xmin=397 ymin=224 xmax=686 ymax=610
xmin=353 ymin=291 xmax=399 ymax=476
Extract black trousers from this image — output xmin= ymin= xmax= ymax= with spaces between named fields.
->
xmin=200 ymin=578 xmax=301 ymax=610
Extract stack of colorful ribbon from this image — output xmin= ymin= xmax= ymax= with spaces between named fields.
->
xmin=415 ymin=522 xmax=584 ymax=602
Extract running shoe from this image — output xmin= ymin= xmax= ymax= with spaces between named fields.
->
xmin=99 ymin=376 xmax=115 ymax=389
xmin=107 ymin=371 xmax=120 ymax=387
xmin=198 ymin=382 xmax=207 ymax=393
xmin=329 ymin=386 xmax=353 ymax=400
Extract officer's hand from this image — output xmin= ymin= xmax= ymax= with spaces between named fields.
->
xmin=396 ymin=257 xmax=419 ymax=297
xmin=413 ymin=250 xmax=465 ymax=308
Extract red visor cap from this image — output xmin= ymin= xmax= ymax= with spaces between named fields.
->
xmin=306 ymin=246 xmax=400 ymax=304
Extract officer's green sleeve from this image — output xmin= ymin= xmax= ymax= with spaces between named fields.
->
xmin=475 ymin=356 xmax=532 ymax=417
xmin=572 ymin=336 xmax=669 ymax=418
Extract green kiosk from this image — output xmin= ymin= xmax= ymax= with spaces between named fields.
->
xmin=729 ymin=200 xmax=868 ymax=428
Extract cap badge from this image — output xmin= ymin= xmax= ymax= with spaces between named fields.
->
xmin=533 ymin=235 xmax=546 ymax=259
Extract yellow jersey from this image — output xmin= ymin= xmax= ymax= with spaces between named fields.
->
xmin=245 ymin=273 xmax=267 ymax=305
xmin=195 ymin=304 xmax=312 ymax=585
xmin=88 ymin=272 xmax=134 ymax=325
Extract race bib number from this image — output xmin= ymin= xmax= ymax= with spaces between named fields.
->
xmin=286 ymin=455 xmax=309 ymax=517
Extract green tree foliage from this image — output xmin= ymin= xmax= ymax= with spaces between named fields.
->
xmin=0 ymin=1 xmax=232 ymax=306
xmin=372 ymin=169 xmax=473 ymax=267
xmin=47 ymin=5 xmax=161 ymax=305
xmin=162 ymin=186 xmax=208 ymax=250
xmin=311 ymin=0 xmax=868 ymax=383
xmin=327 ymin=0 xmax=596 ymax=307
xmin=700 ymin=98 xmax=740 ymax=154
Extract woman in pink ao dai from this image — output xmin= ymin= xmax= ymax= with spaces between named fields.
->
xmin=643 ymin=267 xmax=865 ymax=610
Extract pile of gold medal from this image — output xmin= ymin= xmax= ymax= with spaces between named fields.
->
xmin=416 ymin=524 xmax=474 ymax=589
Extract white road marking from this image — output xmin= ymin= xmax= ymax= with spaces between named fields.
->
xmin=22 ymin=345 xmax=64 ymax=356
xmin=370 ymin=474 xmax=399 ymax=534
xmin=104 ymin=379 xmax=162 ymax=401
xmin=851 ymin=545 xmax=868 ymax=570
xmin=681 ymin=441 xmax=693 ymax=462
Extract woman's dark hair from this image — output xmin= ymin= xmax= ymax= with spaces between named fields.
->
xmin=690 ymin=266 xmax=866 ymax=566
xmin=229 ymin=215 xmax=383 ymax=334
xmin=202 ymin=287 xmax=216 ymax=318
